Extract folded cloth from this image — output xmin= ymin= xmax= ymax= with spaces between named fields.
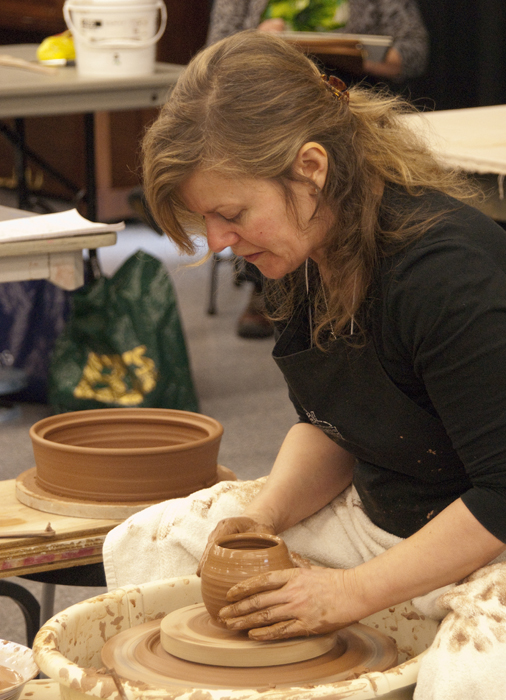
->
xmin=103 ymin=478 xmax=266 ymax=589
xmin=414 ymin=562 xmax=506 ymax=700
xmin=102 ymin=477 xmax=449 ymax=617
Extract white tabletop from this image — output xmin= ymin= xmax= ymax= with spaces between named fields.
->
xmin=0 ymin=205 xmax=116 ymax=289
xmin=406 ymin=104 xmax=506 ymax=176
xmin=0 ymin=44 xmax=183 ymax=118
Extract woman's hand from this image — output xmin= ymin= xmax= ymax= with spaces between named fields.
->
xmin=217 ymin=566 xmax=358 ymax=640
xmin=196 ymin=515 xmax=276 ymax=576
xmin=258 ymin=18 xmax=286 ymax=33
xmin=363 ymin=47 xmax=403 ymax=80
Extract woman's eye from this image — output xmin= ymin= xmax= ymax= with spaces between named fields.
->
xmin=221 ymin=211 xmax=242 ymax=223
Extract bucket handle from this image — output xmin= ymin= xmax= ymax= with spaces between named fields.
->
xmin=63 ymin=1 xmax=167 ymax=49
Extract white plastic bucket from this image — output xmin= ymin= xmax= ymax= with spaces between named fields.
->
xmin=63 ymin=0 xmax=167 ymax=78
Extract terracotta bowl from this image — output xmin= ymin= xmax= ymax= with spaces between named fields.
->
xmin=200 ymin=532 xmax=295 ymax=621
xmin=29 ymin=408 xmax=223 ymax=503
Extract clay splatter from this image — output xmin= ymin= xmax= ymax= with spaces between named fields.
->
xmin=187 ymin=691 xmax=214 ymax=700
xmin=449 ymin=629 xmax=470 ymax=652
xmin=401 ymin=611 xmax=421 ymax=620
xmin=99 ymin=621 xmax=107 ymax=641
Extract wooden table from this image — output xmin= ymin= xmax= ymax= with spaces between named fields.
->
xmin=0 ymin=204 xmax=116 ymax=290
xmin=280 ymin=31 xmax=391 ymax=74
xmin=0 ymin=477 xmax=122 ymax=631
xmin=0 ymin=479 xmax=121 ymax=579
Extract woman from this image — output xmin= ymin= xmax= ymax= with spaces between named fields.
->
xmin=207 ymin=0 xmax=429 ymax=339
xmin=138 ymin=31 xmax=506 ymax=694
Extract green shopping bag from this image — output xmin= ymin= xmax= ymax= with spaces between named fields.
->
xmin=48 ymin=250 xmax=199 ymax=413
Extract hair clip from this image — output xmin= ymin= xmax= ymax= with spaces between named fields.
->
xmin=321 ymin=74 xmax=350 ymax=103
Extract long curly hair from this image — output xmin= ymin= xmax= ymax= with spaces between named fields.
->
xmin=142 ymin=30 xmax=476 ymax=345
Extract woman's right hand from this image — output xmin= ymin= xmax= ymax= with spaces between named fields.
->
xmin=196 ymin=515 xmax=276 ymax=576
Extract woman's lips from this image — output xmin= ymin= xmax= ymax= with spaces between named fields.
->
xmin=242 ymin=252 xmax=263 ymax=264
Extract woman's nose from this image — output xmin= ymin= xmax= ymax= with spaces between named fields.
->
xmin=205 ymin=219 xmax=240 ymax=253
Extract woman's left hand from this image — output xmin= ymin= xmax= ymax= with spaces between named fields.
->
xmin=363 ymin=47 xmax=403 ymax=80
xmin=218 ymin=566 xmax=358 ymax=640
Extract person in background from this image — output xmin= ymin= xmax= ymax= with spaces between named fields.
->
xmin=208 ymin=0 xmax=428 ymax=82
xmin=206 ymin=0 xmax=429 ymax=338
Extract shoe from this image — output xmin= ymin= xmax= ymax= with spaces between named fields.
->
xmin=237 ymin=290 xmax=274 ymax=339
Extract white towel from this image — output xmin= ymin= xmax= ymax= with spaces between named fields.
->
xmin=414 ymin=562 xmax=506 ymax=700
xmin=103 ymin=477 xmax=448 ymax=618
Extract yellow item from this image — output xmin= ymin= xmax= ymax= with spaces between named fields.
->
xmin=37 ymin=30 xmax=76 ymax=63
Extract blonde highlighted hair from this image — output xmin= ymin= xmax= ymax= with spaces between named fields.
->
xmin=142 ymin=30 xmax=475 ymax=344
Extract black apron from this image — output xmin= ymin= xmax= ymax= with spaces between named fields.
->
xmin=272 ymin=301 xmax=471 ymax=538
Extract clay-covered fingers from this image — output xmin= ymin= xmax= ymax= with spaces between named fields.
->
xmin=219 ymin=588 xmax=294 ymax=632
xmin=196 ymin=516 xmax=276 ymax=576
xmin=249 ymin=618 xmax=341 ymax=641
xmin=225 ymin=569 xmax=293 ymax=603
xmin=219 ymin=567 xmax=358 ymax=640
xmin=218 ymin=569 xmax=298 ymax=631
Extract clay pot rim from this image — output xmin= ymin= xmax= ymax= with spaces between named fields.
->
xmin=214 ymin=532 xmax=284 ymax=550
xmin=29 ymin=407 xmax=224 ymax=455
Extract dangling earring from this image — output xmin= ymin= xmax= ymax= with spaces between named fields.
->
xmin=318 ymin=267 xmax=337 ymax=341
xmin=305 ymin=258 xmax=313 ymax=348
xmin=350 ymin=274 xmax=357 ymax=336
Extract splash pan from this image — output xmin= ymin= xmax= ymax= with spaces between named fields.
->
xmin=33 ymin=575 xmax=439 ymax=700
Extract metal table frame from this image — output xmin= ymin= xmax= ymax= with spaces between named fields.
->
xmin=0 ymin=44 xmax=183 ymax=219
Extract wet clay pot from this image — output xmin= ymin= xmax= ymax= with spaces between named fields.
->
xmin=200 ymin=532 xmax=295 ymax=621
xmin=29 ymin=408 xmax=223 ymax=502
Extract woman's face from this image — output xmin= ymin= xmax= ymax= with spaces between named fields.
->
xmin=179 ymin=147 xmax=330 ymax=279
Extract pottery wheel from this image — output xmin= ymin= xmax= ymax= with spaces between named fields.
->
xmin=160 ymin=603 xmax=340 ymax=667
xmin=101 ymin=615 xmax=398 ymax=690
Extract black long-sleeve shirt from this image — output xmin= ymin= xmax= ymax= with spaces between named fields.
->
xmin=276 ymin=189 xmax=506 ymax=541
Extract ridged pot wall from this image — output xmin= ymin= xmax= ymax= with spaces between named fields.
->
xmin=200 ymin=532 xmax=294 ymax=621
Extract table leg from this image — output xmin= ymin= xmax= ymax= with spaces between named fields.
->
xmin=0 ymin=120 xmax=81 ymax=206
xmin=83 ymin=113 xmax=97 ymax=222
xmin=83 ymin=112 xmax=102 ymax=280
xmin=40 ymin=583 xmax=56 ymax=627
xmin=14 ymin=119 xmax=29 ymax=210
xmin=0 ymin=580 xmax=40 ymax=647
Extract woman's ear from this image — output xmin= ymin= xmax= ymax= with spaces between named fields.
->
xmin=293 ymin=142 xmax=328 ymax=191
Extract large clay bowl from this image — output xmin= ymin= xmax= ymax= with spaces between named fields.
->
xmin=200 ymin=532 xmax=295 ymax=621
xmin=29 ymin=408 xmax=223 ymax=502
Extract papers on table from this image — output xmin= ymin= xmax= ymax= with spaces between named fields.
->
xmin=0 ymin=208 xmax=125 ymax=244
